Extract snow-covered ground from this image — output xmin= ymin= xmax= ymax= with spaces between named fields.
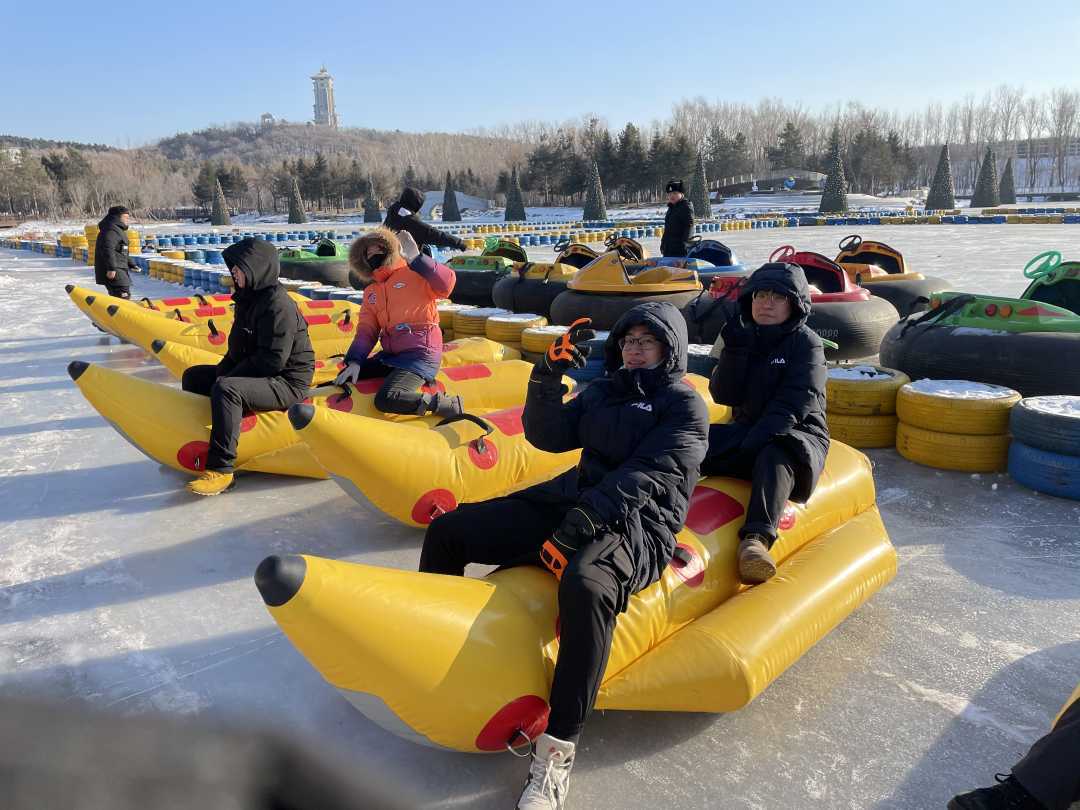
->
xmin=1 ymin=244 xmax=1079 ymax=808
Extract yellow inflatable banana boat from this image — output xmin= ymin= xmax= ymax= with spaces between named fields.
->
xmin=68 ymin=359 xmax=545 ymax=480
xmin=66 ymin=285 xmax=124 ymax=337
xmin=288 ymin=373 xmax=729 ymax=527
xmin=255 ymin=442 xmax=896 ymax=752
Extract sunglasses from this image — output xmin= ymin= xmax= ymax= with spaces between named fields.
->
xmin=619 ymin=336 xmax=661 ymax=350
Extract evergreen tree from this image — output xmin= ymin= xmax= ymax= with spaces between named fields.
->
xmin=999 ymin=156 xmax=1017 ymax=205
xmin=505 ymin=166 xmax=526 ymax=222
xmin=583 ymin=159 xmax=607 ymax=221
xmin=769 ymin=122 xmax=805 ymax=169
xmin=616 ymin=122 xmax=647 ymax=201
xmin=925 ymin=144 xmax=957 ymax=210
xmin=442 ymin=170 xmax=461 ymax=222
xmin=191 ymin=162 xmax=216 ymax=209
xmin=288 ymin=176 xmax=308 ymax=224
xmin=970 ymin=147 xmax=1000 ymax=209
xmin=211 ymin=177 xmax=231 ymax=226
xmin=689 ymin=150 xmax=711 ymax=220
xmin=363 ymin=175 xmax=381 ymax=222
xmin=819 ymin=127 xmax=848 ymax=213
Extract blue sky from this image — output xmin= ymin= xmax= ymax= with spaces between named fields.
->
xmin=4 ymin=0 xmax=1078 ymax=146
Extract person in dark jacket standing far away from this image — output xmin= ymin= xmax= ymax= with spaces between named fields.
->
xmin=383 ymin=186 xmax=468 ymax=255
xmin=94 ymin=205 xmax=138 ymax=299
xmin=419 ymin=302 xmax=708 ymax=810
xmin=660 ymin=179 xmax=694 ymax=257
xmin=703 ymin=261 xmax=829 ymax=584
xmin=180 ymin=238 xmax=315 ymax=496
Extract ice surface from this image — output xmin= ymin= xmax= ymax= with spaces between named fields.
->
xmin=907 ymin=379 xmax=1018 ymax=399
xmin=1 ymin=245 xmax=1079 ymax=809
xmin=1023 ymin=396 xmax=1080 ymax=419
xmin=829 ymin=365 xmax=895 ymax=380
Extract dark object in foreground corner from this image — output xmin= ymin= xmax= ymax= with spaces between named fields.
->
xmin=0 ymin=695 xmax=409 ymax=809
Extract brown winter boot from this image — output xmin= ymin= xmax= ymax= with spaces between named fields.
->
xmin=737 ymin=534 xmax=777 ymax=584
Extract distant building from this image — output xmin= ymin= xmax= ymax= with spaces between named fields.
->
xmin=311 ymin=66 xmax=338 ymax=129
xmin=260 ymin=113 xmax=275 ymax=130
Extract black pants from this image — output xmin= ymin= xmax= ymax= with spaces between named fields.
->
xmin=355 ymin=360 xmax=427 ymax=415
xmin=182 ymin=364 xmax=305 ymax=473
xmin=104 ymin=283 xmax=130 ymax=299
xmin=1013 ymin=694 xmax=1080 ymax=809
xmin=701 ymin=423 xmax=797 ymax=544
xmin=419 ymin=496 xmax=635 ymax=744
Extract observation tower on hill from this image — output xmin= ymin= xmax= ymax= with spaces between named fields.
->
xmin=311 ymin=66 xmax=338 ymax=129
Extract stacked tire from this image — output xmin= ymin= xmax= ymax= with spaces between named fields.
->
xmin=825 ymin=365 xmax=910 ymax=448
xmin=437 ymin=302 xmax=476 ymax=341
xmin=485 ymin=313 xmax=547 ymax=352
xmin=1007 ymin=396 xmax=1080 ymax=500
xmin=452 ymin=307 xmax=513 ymax=340
xmin=520 ymin=325 xmax=569 ymax=365
xmin=895 ymin=380 xmax=1021 ymax=472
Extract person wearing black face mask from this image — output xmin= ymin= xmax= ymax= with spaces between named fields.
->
xmin=383 ymin=187 xmax=468 ymax=255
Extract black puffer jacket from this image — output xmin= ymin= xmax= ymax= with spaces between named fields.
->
xmin=520 ymin=301 xmax=709 ymax=591
xmin=660 ymin=198 xmax=694 ymax=257
xmin=709 ymin=262 xmax=829 ymax=501
xmin=93 ymin=213 xmax=135 ymax=286
xmin=383 ymin=187 xmax=467 ymax=253
xmin=218 ymin=239 xmax=315 ymax=392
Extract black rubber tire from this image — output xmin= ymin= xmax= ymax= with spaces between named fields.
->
xmin=491 ymin=275 xmax=569 ymax=318
xmin=687 ymin=346 xmax=718 ymax=377
xmin=681 ymin=292 xmax=739 ymax=345
xmin=550 ymin=289 xmax=702 ymax=330
xmin=880 ymin=318 xmax=1080 ymax=396
xmin=1010 ymin=398 xmax=1080 ymax=456
xmin=862 ymin=276 xmax=952 ymax=317
xmin=449 ymin=270 xmax=510 ymax=307
xmin=279 ymin=259 xmax=350 ymax=287
xmin=808 ymin=296 xmax=899 ymax=361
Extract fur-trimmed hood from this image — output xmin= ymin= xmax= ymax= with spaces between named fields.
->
xmin=348 ymin=227 xmax=403 ymax=286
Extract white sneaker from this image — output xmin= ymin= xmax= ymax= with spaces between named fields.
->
xmin=515 ymin=732 xmax=576 ymax=809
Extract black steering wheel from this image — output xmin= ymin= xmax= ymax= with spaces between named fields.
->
xmin=838 ymin=234 xmax=862 ymax=253
xmin=553 ymin=237 xmax=571 ymax=254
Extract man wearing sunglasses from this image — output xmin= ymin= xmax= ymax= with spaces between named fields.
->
xmin=702 ymin=262 xmax=830 ymax=584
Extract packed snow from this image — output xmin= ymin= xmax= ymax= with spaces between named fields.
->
xmin=829 ymin=365 xmax=896 ymax=380
xmin=907 ymin=379 xmax=1019 ymax=399
xmin=1022 ymin=396 xmax=1080 ymax=419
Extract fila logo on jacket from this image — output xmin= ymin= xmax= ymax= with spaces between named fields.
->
xmin=630 ymin=402 xmax=653 ymax=412
xmin=771 ymin=357 xmax=786 ymax=365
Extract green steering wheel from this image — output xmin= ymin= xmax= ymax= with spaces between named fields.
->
xmin=1024 ymin=250 xmax=1062 ymax=279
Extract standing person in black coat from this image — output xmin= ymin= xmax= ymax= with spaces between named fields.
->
xmin=181 ymin=238 xmax=315 ymax=496
xmin=383 ymin=187 xmax=468 ymax=255
xmin=418 ymin=302 xmax=708 ymax=810
xmin=703 ymin=261 xmax=829 ymax=584
xmin=660 ymin=179 xmax=694 ymax=257
xmin=93 ymin=205 xmax=138 ymax=298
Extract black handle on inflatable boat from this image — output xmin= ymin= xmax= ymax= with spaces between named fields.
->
xmin=899 ymin=294 xmax=976 ymax=338
xmin=196 ymin=294 xmax=209 ymax=306
xmin=340 ymin=309 xmax=351 ymax=326
xmin=173 ymin=307 xmax=184 ymax=321
xmin=436 ymin=413 xmax=495 ymax=453
xmin=839 ymin=234 xmax=862 ymax=252
xmin=139 ymin=296 xmax=157 ymax=310
xmin=207 ymin=319 xmax=220 ymax=337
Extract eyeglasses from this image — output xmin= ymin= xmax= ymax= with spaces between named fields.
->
xmin=752 ymin=290 xmax=787 ymax=304
xmin=619 ymin=336 xmax=661 ymax=351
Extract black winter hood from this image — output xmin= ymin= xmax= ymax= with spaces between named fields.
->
xmin=222 ymin=238 xmax=280 ymax=292
xmin=397 ymin=187 xmax=425 ymax=214
xmin=604 ymin=301 xmax=689 ymax=382
xmin=738 ymin=262 xmax=812 ymax=327
xmin=97 ymin=212 xmax=128 ymax=231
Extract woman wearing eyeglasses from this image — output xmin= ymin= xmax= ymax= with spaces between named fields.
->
xmin=419 ymin=301 xmax=708 ymax=810
xmin=703 ymin=261 xmax=830 ymax=584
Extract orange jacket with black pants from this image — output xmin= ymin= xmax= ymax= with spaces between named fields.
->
xmin=338 ymin=227 xmax=459 ymax=416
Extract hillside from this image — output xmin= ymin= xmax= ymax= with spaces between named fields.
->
xmin=0 ymin=135 xmax=115 ymax=152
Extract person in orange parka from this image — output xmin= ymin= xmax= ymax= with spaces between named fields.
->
xmin=335 ymin=227 xmax=462 ymax=417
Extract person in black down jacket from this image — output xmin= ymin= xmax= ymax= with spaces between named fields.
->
xmin=93 ymin=205 xmax=138 ymax=298
xmin=181 ymin=238 xmax=315 ymax=496
xmin=704 ymin=261 xmax=829 ymax=584
xmin=660 ymin=179 xmax=694 ymax=257
xmin=383 ymin=187 xmax=467 ymax=255
xmin=419 ymin=301 xmax=708 ymax=810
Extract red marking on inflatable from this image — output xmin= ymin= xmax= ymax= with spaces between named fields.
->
xmin=468 ymin=438 xmax=499 ymax=470
xmin=239 ymin=413 xmax=258 ymax=433
xmin=1017 ymin=304 xmax=1067 ymax=318
xmin=162 ymin=297 xmax=191 ymax=306
xmin=685 ymin=486 xmax=744 ymax=535
xmin=177 ymin=441 xmax=210 ymax=471
xmin=338 ymin=320 xmax=354 ymax=332
xmin=208 ymin=332 xmax=226 ymax=346
xmin=669 ymin=542 xmax=705 ymax=587
xmin=442 ymin=364 xmax=493 ymax=381
xmin=305 ymin=300 xmax=334 ymax=309
xmin=811 ymin=289 xmax=870 ymax=303
xmin=475 ymin=696 xmax=550 ymax=752
xmin=303 ymin=397 xmax=313 ymax=405
xmin=411 ymin=489 xmax=458 ymax=525
xmin=420 ymin=381 xmax=446 ymax=395
xmin=194 ymin=306 xmax=227 ymax=317
xmin=327 ymin=394 xmax=353 ymax=412
xmin=353 ymin=378 xmax=383 ymax=395
xmin=212 ymin=294 xmax=232 ymax=302
xmin=485 ymin=408 xmax=525 ymax=436
xmin=305 ymin=314 xmax=332 ymax=325
xmin=314 ymin=360 xmax=325 ymax=369
xmin=779 ymin=505 xmax=797 ymax=531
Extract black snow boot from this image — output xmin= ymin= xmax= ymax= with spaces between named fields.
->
xmin=426 ymin=393 xmax=464 ymax=419
xmin=948 ymin=774 xmax=1046 ymax=810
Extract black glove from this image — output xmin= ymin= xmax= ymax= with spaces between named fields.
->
xmin=539 ymin=318 xmax=595 ymax=376
xmin=553 ymin=505 xmax=602 ymax=551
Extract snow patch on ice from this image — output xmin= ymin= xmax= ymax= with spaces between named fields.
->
xmin=898 ymin=681 xmax=1037 ymax=744
xmin=1023 ymin=395 xmax=1080 ymax=419
xmin=907 ymin=379 xmax=1018 ymax=399
xmin=828 ymin=364 xmax=895 ymax=380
